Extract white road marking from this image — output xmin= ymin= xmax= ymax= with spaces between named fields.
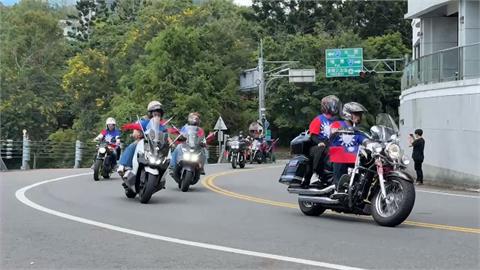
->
xmin=417 ymin=189 xmax=479 ymax=199
xmin=15 ymin=173 xmax=366 ymax=270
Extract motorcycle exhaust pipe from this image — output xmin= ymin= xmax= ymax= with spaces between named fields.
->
xmin=298 ymin=195 xmax=340 ymax=205
xmin=288 ymin=185 xmax=335 ymax=195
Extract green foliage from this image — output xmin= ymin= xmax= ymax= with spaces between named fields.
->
xmin=0 ymin=0 xmax=69 ymax=140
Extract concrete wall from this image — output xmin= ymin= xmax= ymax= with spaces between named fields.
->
xmin=399 ymin=79 xmax=480 ymax=188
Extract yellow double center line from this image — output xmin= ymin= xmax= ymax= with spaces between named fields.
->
xmin=202 ymin=166 xmax=480 ymax=234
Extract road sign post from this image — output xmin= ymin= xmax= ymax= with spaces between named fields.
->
xmin=213 ymin=116 xmax=228 ymax=163
xmin=326 ymin=48 xmax=363 ymax=78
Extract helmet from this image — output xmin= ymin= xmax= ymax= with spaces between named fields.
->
xmin=147 ymin=101 xmax=164 ymax=117
xmin=187 ymin=112 xmax=200 ymax=126
xmin=106 ymin=117 xmax=116 ymax=126
xmin=321 ymin=95 xmax=341 ymax=115
xmin=342 ymin=102 xmax=367 ymax=122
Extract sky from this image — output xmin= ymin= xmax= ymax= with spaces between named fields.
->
xmin=1 ymin=0 xmax=253 ymax=7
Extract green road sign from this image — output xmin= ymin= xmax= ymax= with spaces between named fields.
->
xmin=325 ymin=48 xmax=363 ymax=78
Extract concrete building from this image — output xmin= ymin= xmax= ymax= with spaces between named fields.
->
xmin=401 ymin=0 xmax=480 ymax=187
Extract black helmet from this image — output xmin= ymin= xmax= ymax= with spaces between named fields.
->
xmin=321 ymin=95 xmax=341 ymax=115
xmin=342 ymin=102 xmax=367 ymax=122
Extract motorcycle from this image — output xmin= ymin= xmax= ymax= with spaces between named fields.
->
xmin=229 ymin=137 xmax=247 ymax=169
xmin=123 ymin=116 xmax=170 ymax=203
xmin=249 ymin=139 xmax=264 ymax=164
xmin=92 ymin=141 xmax=116 ymax=181
xmin=171 ymin=125 xmax=204 ymax=192
xmin=279 ymin=113 xmax=415 ymax=227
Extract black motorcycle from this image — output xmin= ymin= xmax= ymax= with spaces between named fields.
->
xmin=92 ymin=141 xmax=115 ymax=181
xmin=280 ymin=113 xmax=415 ymax=227
xmin=123 ymin=116 xmax=170 ymax=203
xmin=229 ymin=137 xmax=247 ymax=169
xmin=171 ymin=125 xmax=203 ymax=192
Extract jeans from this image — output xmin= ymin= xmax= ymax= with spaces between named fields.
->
xmin=119 ymin=142 xmax=138 ymax=168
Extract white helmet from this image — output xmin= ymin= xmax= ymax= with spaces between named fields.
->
xmin=147 ymin=100 xmax=163 ymax=112
xmin=106 ymin=117 xmax=116 ymax=126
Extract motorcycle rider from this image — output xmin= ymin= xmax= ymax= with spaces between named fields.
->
xmin=169 ymin=112 xmax=207 ymax=175
xmin=117 ymin=101 xmax=167 ymax=177
xmin=302 ymin=95 xmax=342 ymax=188
xmin=329 ymin=102 xmax=369 ymax=191
xmin=94 ymin=117 xmax=121 ymax=167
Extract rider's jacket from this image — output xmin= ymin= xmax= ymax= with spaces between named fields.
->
xmin=308 ymin=113 xmax=334 ymax=142
xmin=180 ymin=124 xmax=205 ymax=138
xmin=99 ymin=129 xmax=121 ymax=147
xmin=328 ymin=121 xmax=367 ymax=164
xmin=122 ymin=119 xmax=168 ymax=133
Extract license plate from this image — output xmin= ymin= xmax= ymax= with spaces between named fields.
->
xmin=288 ymin=160 xmax=299 ymax=167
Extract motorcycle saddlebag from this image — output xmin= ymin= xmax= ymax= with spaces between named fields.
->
xmin=290 ymin=132 xmax=311 ymax=155
xmin=278 ymin=155 xmax=309 ymax=185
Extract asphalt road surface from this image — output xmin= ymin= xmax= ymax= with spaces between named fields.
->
xmin=1 ymin=163 xmax=479 ymax=269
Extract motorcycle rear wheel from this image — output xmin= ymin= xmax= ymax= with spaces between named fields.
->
xmin=298 ymin=199 xmax=326 ymax=216
xmin=372 ymin=178 xmax=415 ymax=227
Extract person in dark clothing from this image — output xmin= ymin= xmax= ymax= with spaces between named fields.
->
xmin=409 ymin=129 xmax=425 ymax=185
xmin=302 ymin=95 xmax=342 ymax=188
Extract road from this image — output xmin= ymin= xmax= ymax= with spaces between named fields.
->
xmin=1 ymin=164 xmax=479 ymax=269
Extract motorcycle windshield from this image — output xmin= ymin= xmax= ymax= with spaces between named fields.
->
xmin=183 ymin=125 xmax=200 ymax=149
xmin=375 ymin=113 xmax=399 ymax=142
xmin=146 ymin=116 xmax=165 ymax=145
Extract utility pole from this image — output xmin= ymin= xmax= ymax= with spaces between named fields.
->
xmin=258 ymin=39 xmax=265 ymax=122
xmin=241 ymin=39 xmax=315 ymax=135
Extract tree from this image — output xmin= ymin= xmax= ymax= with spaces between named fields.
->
xmin=62 ymin=49 xmax=115 ymax=140
xmin=0 ymin=0 xmax=69 ymax=140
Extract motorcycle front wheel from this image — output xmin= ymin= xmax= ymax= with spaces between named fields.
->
xmin=93 ymin=159 xmax=102 ymax=181
xmin=181 ymin=171 xmax=194 ymax=192
xmin=231 ymin=157 xmax=237 ymax=169
xmin=138 ymin=171 xmax=158 ymax=204
xmin=372 ymin=178 xmax=415 ymax=227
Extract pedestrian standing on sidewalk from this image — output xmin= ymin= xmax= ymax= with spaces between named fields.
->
xmin=409 ymin=129 xmax=425 ymax=185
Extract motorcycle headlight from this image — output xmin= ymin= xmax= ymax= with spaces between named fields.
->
xmin=183 ymin=152 xmax=199 ymax=162
xmin=402 ymin=155 xmax=410 ymax=165
xmin=366 ymin=142 xmax=382 ymax=154
xmin=190 ymin=154 xmax=199 ymax=162
xmin=99 ymin=147 xmax=106 ymax=154
xmin=386 ymin=143 xmax=401 ymax=160
xmin=148 ymin=156 xmax=161 ymax=165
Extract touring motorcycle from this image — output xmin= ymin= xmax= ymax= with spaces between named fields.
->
xmin=279 ymin=113 xmax=415 ymax=227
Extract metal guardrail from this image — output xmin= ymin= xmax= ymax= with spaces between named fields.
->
xmin=0 ymin=139 xmax=98 ymax=170
xmin=402 ymin=42 xmax=480 ymax=90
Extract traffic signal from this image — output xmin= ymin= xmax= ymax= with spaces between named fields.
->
xmin=359 ymin=70 xmax=376 ymax=78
